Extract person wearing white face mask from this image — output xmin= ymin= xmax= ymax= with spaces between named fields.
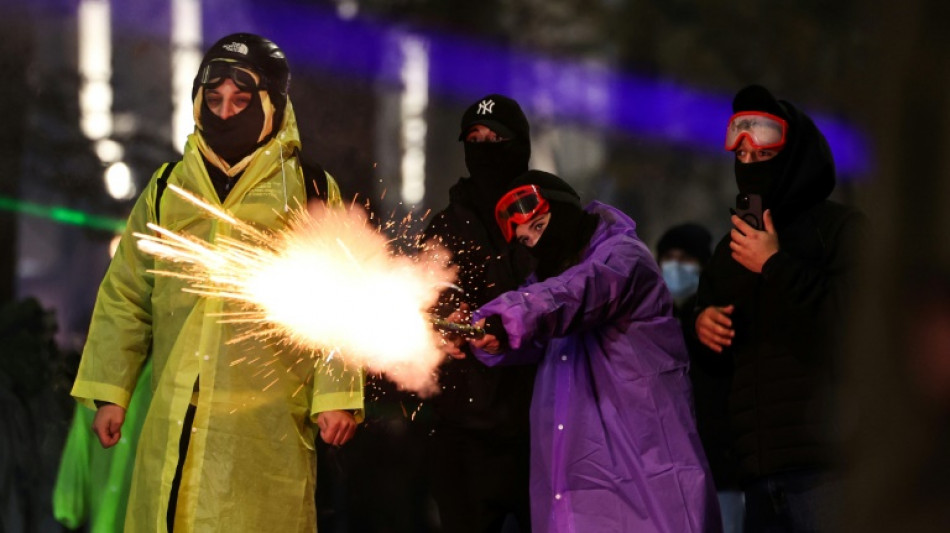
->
xmin=657 ymin=223 xmax=744 ymax=533
xmin=663 ymin=259 xmax=702 ymax=302
xmin=657 ymin=223 xmax=711 ymax=309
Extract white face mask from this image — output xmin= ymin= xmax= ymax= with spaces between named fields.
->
xmin=661 ymin=260 xmax=701 ymax=301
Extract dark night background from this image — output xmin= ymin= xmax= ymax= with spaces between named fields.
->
xmin=1 ymin=0 xmax=949 ymax=531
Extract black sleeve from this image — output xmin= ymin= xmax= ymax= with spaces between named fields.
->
xmin=760 ymin=208 xmax=866 ymax=321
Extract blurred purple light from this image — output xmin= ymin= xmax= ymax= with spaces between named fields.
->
xmin=171 ymin=0 xmax=873 ymax=177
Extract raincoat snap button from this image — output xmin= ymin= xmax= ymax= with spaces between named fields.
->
xmin=555 ymin=493 xmax=562 ymax=500
xmin=557 ymin=424 xmax=564 ymax=430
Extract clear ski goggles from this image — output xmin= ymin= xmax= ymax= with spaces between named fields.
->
xmin=495 ymin=185 xmax=551 ymax=242
xmin=724 ymin=111 xmax=788 ymax=151
xmin=199 ymin=61 xmax=262 ymax=92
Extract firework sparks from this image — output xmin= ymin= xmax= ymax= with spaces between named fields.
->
xmin=136 ymin=184 xmax=455 ymax=396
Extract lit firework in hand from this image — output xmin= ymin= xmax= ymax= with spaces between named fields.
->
xmin=136 ymin=184 xmax=455 ymax=396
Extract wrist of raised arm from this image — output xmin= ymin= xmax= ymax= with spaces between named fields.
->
xmin=760 ymin=250 xmax=786 ymax=280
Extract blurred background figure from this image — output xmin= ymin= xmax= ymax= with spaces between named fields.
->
xmin=657 ymin=223 xmax=744 ymax=533
xmin=0 ymin=298 xmax=75 ymax=533
xmin=836 ymin=4 xmax=950 ymax=532
xmin=52 ymin=360 xmax=152 ymax=532
xmin=656 ymin=223 xmax=712 ymax=313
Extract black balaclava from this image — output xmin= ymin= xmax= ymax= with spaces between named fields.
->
xmin=199 ymin=90 xmax=266 ymax=165
xmin=193 ymin=33 xmax=291 ymax=165
xmin=732 ymin=85 xmax=791 ymax=203
xmin=505 ymin=170 xmax=598 ymax=281
xmin=732 ymin=84 xmax=836 ymax=224
xmin=460 ymin=94 xmax=531 ymax=203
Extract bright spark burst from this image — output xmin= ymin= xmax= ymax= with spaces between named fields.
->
xmin=136 ymin=184 xmax=455 ymax=396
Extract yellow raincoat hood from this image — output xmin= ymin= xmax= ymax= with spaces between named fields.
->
xmin=72 ymin=100 xmax=363 ymax=532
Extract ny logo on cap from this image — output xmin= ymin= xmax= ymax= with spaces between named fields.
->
xmin=477 ymin=99 xmax=496 ymax=115
xmin=223 ymin=42 xmax=249 ymax=55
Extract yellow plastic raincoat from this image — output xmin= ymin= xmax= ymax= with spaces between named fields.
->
xmin=71 ymin=100 xmax=364 ymax=532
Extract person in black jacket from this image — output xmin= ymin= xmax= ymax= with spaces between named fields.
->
xmin=691 ymin=85 xmax=864 ymax=532
xmin=420 ymin=94 xmax=536 ymax=533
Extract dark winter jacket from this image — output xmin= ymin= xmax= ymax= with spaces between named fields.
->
xmin=422 ymin=176 xmax=537 ymax=435
xmin=677 ymin=293 xmax=740 ymax=490
xmin=692 ymin=99 xmax=865 ymax=483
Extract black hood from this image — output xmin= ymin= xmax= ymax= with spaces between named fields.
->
xmin=732 ymin=85 xmax=836 ymax=224
xmin=503 ymin=170 xmax=597 ymax=280
xmin=766 ymin=99 xmax=836 ymax=222
xmin=446 ymin=176 xmax=507 ymax=240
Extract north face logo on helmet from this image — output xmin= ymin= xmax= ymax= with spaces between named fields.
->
xmin=476 ymin=99 xmax=496 ymax=115
xmin=222 ymin=42 xmax=249 ymax=55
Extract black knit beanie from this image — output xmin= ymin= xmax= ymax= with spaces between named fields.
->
xmin=656 ymin=223 xmax=713 ymax=266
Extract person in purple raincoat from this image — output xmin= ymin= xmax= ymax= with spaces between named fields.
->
xmin=466 ymin=170 xmax=721 ymax=533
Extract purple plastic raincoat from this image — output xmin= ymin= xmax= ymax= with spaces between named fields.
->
xmin=473 ymin=202 xmax=721 ymax=533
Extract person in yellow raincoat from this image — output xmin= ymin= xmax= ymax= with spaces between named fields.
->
xmin=70 ymin=33 xmax=364 ymax=532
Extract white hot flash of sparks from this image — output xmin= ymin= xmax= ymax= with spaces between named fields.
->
xmin=136 ymin=184 xmax=456 ymax=396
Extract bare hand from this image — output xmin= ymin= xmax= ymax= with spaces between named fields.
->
xmin=439 ymin=303 xmax=470 ymax=360
xmin=468 ymin=319 xmax=502 ymax=354
xmin=316 ymin=410 xmax=357 ymax=447
xmin=441 ymin=337 xmax=467 ymax=359
xmin=695 ymin=304 xmax=735 ymax=353
xmin=730 ymin=209 xmax=779 ymax=273
xmin=92 ymin=403 xmax=126 ymax=448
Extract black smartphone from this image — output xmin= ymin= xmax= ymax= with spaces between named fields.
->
xmin=733 ymin=193 xmax=763 ymax=230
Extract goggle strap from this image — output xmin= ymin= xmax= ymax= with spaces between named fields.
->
xmin=537 ymin=189 xmax=581 ymax=207
xmin=498 ymin=187 xmax=580 ymax=218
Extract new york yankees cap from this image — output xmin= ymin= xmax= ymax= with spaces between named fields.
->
xmin=458 ymin=93 xmax=530 ymax=141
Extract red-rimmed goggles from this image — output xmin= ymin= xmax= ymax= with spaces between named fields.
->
xmin=495 ymin=185 xmax=551 ymax=242
xmin=724 ymin=111 xmax=788 ymax=151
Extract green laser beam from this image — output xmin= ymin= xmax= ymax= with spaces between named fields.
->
xmin=0 ymin=195 xmax=126 ymax=233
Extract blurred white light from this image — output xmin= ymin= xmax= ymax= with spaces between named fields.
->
xmin=79 ymin=73 xmax=110 ymax=104
xmin=171 ymin=0 xmax=203 ymax=152
xmin=78 ymin=0 xmax=110 ymax=79
xmin=398 ymin=34 xmax=429 ymax=206
xmin=95 ymin=138 xmax=124 ymax=163
xmin=337 ymin=0 xmax=359 ymax=20
xmin=401 ymin=149 xmax=426 ymax=204
xmin=78 ymin=0 xmax=113 ymax=143
xmin=81 ymin=110 xmax=112 ymax=141
xmin=104 ymin=161 xmax=136 ymax=200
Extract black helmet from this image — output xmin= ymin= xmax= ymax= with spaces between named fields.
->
xmin=192 ymin=33 xmax=290 ymax=113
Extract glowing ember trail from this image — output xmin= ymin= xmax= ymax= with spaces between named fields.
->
xmin=136 ymin=184 xmax=455 ymax=396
